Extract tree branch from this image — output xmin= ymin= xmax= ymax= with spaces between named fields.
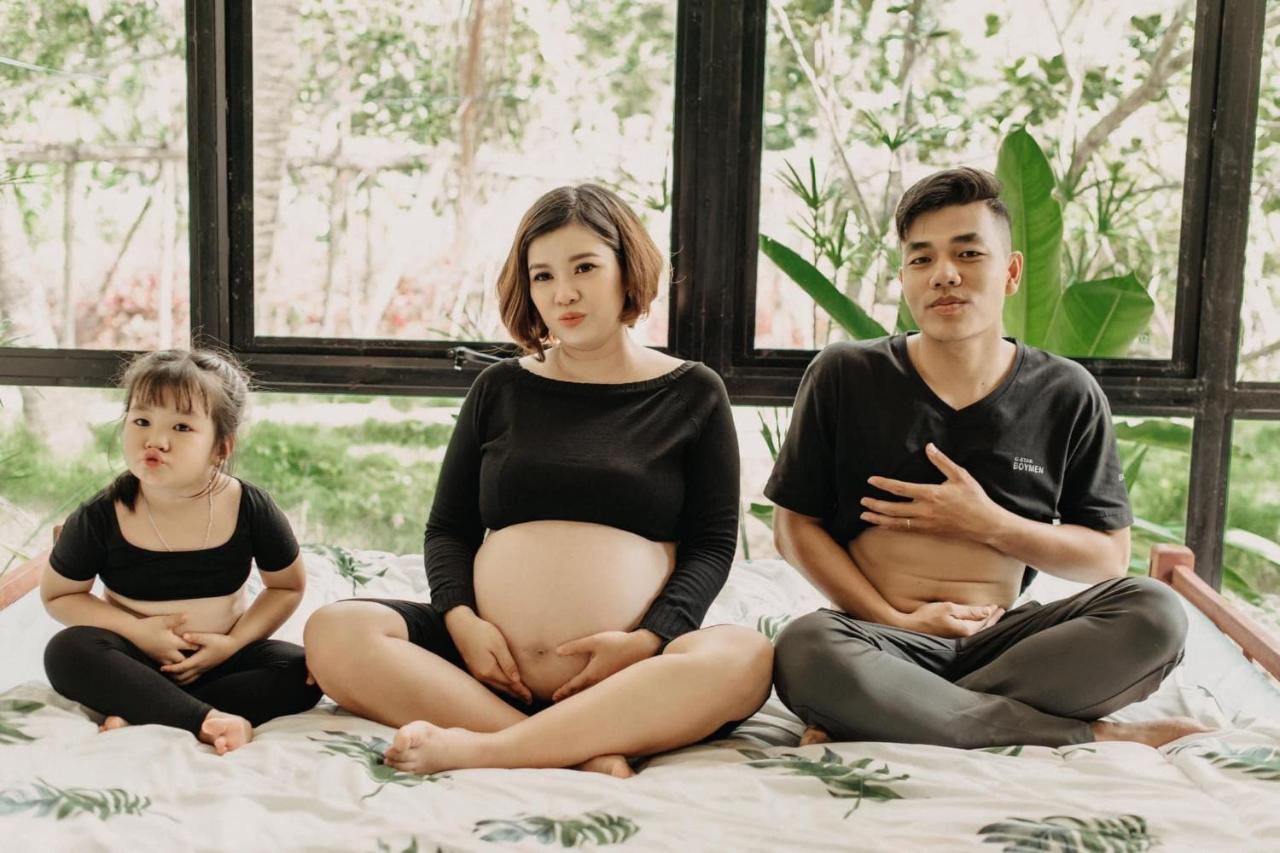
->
xmin=1065 ymin=2 xmax=1194 ymax=191
xmin=769 ymin=0 xmax=875 ymax=232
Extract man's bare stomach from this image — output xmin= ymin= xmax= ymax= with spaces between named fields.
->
xmin=849 ymin=527 xmax=1024 ymax=614
xmin=474 ymin=521 xmax=675 ymax=701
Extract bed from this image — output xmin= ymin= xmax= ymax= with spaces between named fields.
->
xmin=1 ymin=545 xmax=1277 ymax=852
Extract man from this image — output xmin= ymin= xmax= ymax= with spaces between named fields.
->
xmin=767 ymin=167 xmax=1208 ymax=749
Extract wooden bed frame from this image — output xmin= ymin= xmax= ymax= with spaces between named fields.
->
xmin=3 ymin=540 xmax=1278 ymax=681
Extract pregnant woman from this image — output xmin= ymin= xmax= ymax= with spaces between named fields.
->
xmin=304 ymin=184 xmax=772 ymax=776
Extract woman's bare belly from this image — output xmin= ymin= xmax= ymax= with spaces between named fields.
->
xmin=474 ymin=521 xmax=675 ymax=700
xmin=104 ymin=586 xmax=247 ymax=636
xmin=849 ymin=528 xmax=1024 ymax=614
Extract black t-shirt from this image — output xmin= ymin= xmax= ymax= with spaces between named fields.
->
xmin=49 ymin=479 xmax=299 ymax=601
xmin=425 ymin=358 xmax=741 ymax=641
xmin=765 ymin=335 xmax=1133 ymax=552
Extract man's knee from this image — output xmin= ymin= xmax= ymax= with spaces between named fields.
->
xmin=1107 ymin=576 xmax=1188 ymax=663
xmin=773 ymin=611 xmax=852 ymax=711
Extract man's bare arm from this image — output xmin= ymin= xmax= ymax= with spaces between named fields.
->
xmin=774 ymin=506 xmax=1002 ymax=636
xmin=861 ymin=442 xmax=1130 ymax=583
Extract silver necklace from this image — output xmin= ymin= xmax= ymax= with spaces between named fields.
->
xmin=143 ymin=486 xmax=214 ymax=552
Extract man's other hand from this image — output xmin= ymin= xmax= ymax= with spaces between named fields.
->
xmin=892 ymin=601 xmax=1004 ymax=638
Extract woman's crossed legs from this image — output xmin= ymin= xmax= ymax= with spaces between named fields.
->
xmin=303 ymin=600 xmax=773 ymax=775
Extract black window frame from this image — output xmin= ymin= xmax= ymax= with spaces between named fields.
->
xmin=2 ymin=0 xmax=1278 ymax=588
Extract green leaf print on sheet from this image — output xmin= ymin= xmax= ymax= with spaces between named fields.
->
xmin=978 ymin=814 xmax=1157 ymax=852
xmin=310 ymin=731 xmax=448 ymax=799
xmin=474 ymin=811 xmax=640 ymax=847
xmin=0 ymin=700 xmax=44 ymax=745
xmin=0 ymin=778 xmax=166 ymax=821
xmin=980 ymin=745 xmax=1025 ymax=757
xmin=740 ymin=747 xmax=909 ymax=817
xmin=755 ymin=615 xmax=792 ymax=644
xmin=305 ymin=544 xmax=389 ymax=595
xmin=1200 ymin=746 xmax=1280 ymax=781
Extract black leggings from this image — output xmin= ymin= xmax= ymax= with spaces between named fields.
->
xmin=44 ymin=625 xmax=322 ymax=737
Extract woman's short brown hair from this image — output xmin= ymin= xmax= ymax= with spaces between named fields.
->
xmin=496 ymin=183 xmax=664 ymax=358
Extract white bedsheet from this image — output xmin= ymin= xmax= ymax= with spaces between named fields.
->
xmin=2 ymin=552 xmax=1278 ymax=851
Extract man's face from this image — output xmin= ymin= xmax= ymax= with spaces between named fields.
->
xmin=899 ymin=202 xmax=1023 ymax=345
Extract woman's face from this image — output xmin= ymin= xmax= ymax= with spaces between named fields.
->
xmin=526 ymin=223 xmax=626 ymax=351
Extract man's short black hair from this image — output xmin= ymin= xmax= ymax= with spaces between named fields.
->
xmin=895 ymin=167 xmax=1012 ymax=244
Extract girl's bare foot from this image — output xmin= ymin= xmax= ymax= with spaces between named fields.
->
xmin=1092 ymin=716 xmax=1214 ymax=748
xmin=576 ymin=754 xmax=635 ymax=778
xmin=199 ymin=710 xmax=253 ymax=755
xmin=384 ymin=720 xmax=486 ymax=775
xmin=99 ymin=716 xmax=129 ymax=733
xmin=799 ymin=725 xmax=832 ymax=747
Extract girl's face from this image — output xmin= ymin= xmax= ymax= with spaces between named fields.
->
xmin=526 ymin=223 xmax=626 ymax=351
xmin=123 ymin=391 xmax=224 ymax=492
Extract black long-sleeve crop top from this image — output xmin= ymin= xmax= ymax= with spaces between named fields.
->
xmin=424 ymin=358 xmax=741 ymax=642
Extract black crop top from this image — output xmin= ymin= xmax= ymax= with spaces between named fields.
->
xmin=424 ymin=359 xmax=741 ymax=641
xmin=49 ymin=479 xmax=299 ymax=601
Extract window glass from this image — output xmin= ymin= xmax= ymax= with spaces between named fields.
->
xmin=0 ymin=1 xmax=190 ymax=352
xmin=756 ymin=0 xmax=1193 ymax=359
xmin=251 ymin=1 xmax=675 ymax=346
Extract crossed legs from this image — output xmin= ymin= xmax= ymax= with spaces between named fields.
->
xmin=304 ymin=601 xmax=773 ymax=774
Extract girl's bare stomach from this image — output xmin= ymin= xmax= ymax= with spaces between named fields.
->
xmin=849 ymin=527 xmax=1024 ymax=615
xmin=105 ymin=586 xmax=247 ymax=636
xmin=474 ymin=521 xmax=675 ymax=700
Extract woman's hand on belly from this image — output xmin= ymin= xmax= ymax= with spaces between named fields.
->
xmin=548 ymin=629 xmax=663 ymax=702
xmin=474 ymin=520 xmax=675 ymax=702
xmin=444 ymin=607 xmax=534 ymax=705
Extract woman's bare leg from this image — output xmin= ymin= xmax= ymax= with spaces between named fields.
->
xmin=384 ymin=624 xmax=773 ymax=774
xmin=303 ymin=601 xmax=632 ymax=776
xmin=305 ymin=601 xmax=525 ymax=730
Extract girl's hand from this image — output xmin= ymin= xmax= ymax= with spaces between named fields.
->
xmin=161 ymin=632 xmax=242 ymax=685
xmin=444 ymin=608 xmax=533 ymax=704
xmin=127 ymin=614 xmax=198 ymax=665
xmin=551 ymin=629 xmax=662 ymax=702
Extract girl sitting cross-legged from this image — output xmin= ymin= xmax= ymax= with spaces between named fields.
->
xmin=305 ymin=184 xmax=773 ymax=777
xmin=41 ymin=349 xmax=321 ymax=754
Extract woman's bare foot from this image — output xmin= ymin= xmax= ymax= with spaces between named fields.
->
xmin=384 ymin=720 xmax=487 ymax=775
xmin=576 ymin=754 xmax=635 ymax=779
xmin=799 ymin=725 xmax=832 ymax=747
xmin=199 ymin=710 xmax=253 ymax=755
xmin=98 ymin=716 xmax=129 ymax=733
xmin=1092 ymin=716 xmax=1214 ymax=748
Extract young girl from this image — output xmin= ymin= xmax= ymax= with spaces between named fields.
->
xmin=41 ymin=349 xmax=321 ymax=754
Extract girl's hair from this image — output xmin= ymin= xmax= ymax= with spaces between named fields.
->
xmin=495 ymin=183 xmax=665 ymax=359
xmin=106 ymin=348 xmax=252 ymax=509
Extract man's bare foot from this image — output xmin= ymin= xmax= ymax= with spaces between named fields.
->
xmin=799 ymin=725 xmax=832 ymax=747
xmin=1092 ymin=717 xmax=1214 ymax=748
xmin=384 ymin=720 xmax=486 ymax=775
xmin=576 ymin=754 xmax=635 ymax=779
xmin=199 ymin=710 xmax=253 ymax=755
xmin=98 ymin=716 xmax=129 ymax=733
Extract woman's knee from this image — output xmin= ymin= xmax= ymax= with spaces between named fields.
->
xmin=672 ymin=625 xmax=775 ymax=713
xmin=303 ymin=601 xmax=398 ymax=684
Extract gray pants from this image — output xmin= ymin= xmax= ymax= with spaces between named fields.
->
xmin=773 ymin=576 xmax=1187 ymax=748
